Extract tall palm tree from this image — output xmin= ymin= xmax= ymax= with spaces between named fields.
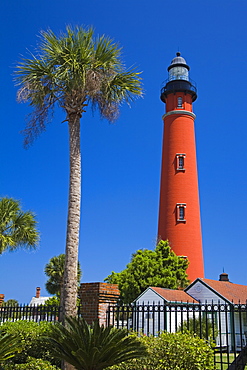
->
xmin=47 ymin=316 xmax=147 ymax=370
xmin=15 ymin=26 xmax=142 ymax=319
xmin=45 ymin=254 xmax=82 ymax=298
xmin=0 ymin=197 xmax=39 ymax=254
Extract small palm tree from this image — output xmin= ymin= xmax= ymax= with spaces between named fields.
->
xmin=0 ymin=197 xmax=39 ymax=254
xmin=45 ymin=254 xmax=82 ymax=298
xmin=15 ymin=26 xmax=142 ymax=319
xmin=47 ymin=316 xmax=147 ymax=370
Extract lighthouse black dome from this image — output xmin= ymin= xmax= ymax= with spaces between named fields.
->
xmin=161 ymin=52 xmax=197 ymax=103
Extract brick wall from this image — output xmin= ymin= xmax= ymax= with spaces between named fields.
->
xmin=79 ymin=282 xmax=119 ymax=325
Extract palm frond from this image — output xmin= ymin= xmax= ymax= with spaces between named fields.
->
xmin=0 ymin=332 xmax=23 ymax=362
xmin=94 ymin=35 xmax=122 ymax=70
xmin=15 ymin=26 xmax=143 ymax=145
xmin=0 ymin=198 xmax=39 ymax=253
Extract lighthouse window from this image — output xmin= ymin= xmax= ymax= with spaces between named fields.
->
xmin=177 ymin=204 xmax=186 ymax=222
xmin=176 ymin=154 xmax=186 ymax=171
xmin=179 ymin=207 xmax=184 ymax=220
xmin=178 ymin=156 xmax=184 ymax=169
xmin=177 ymin=97 xmax=183 ymax=108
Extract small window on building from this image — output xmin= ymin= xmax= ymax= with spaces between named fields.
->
xmin=176 ymin=204 xmax=186 ymax=222
xmin=177 ymin=97 xmax=183 ymax=108
xmin=176 ymin=154 xmax=186 ymax=171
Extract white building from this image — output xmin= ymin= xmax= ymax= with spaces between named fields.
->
xmin=133 ymin=287 xmax=198 ymax=335
xmin=133 ymin=273 xmax=247 ymax=349
xmin=29 ymin=287 xmax=50 ymax=306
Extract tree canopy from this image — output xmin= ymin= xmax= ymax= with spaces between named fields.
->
xmin=105 ymin=240 xmax=190 ymax=304
xmin=14 ymin=25 xmax=142 ymax=147
xmin=0 ymin=197 xmax=39 ymax=254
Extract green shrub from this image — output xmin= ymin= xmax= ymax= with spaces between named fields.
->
xmin=111 ymin=331 xmax=214 ymax=370
xmin=0 ymin=321 xmax=60 ymax=367
xmin=4 ymin=357 xmax=59 ymax=370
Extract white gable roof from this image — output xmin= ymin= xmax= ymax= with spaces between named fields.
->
xmin=29 ymin=296 xmax=50 ymax=306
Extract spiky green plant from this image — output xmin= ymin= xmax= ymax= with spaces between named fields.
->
xmin=15 ymin=26 xmax=142 ymax=319
xmin=0 ymin=332 xmax=22 ymax=365
xmin=46 ymin=316 xmax=147 ymax=370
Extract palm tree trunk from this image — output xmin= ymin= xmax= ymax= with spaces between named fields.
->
xmin=61 ymin=113 xmax=81 ymax=320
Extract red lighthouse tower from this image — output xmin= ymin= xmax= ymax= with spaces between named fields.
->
xmin=158 ymin=52 xmax=204 ymax=282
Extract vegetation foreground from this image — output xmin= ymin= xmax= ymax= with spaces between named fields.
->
xmin=0 ymin=317 xmax=216 ymax=370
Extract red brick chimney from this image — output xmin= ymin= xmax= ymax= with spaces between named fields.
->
xmin=36 ymin=287 xmax=41 ymax=298
xmin=79 ymin=282 xmax=120 ymax=326
xmin=0 ymin=294 xmax=4 ymax=305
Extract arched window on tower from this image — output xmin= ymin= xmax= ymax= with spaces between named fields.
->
xmin=176 ymin=203 xmax=186 ymax=222
xmin=177 ymin=97 xmax=183 ymax=108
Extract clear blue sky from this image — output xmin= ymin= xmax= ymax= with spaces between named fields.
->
xmin=1 ymin=0 xmax=247 ymax=303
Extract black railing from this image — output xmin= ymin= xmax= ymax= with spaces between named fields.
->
xmin=0 ymin=304 xmax=83 ymax=322
xmin=160 ymin=78 xmax=197 ymax=102
xmin=106 ymin=302 xmax=247 ymax=370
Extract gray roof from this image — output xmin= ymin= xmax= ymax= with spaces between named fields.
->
xmin=170 ymin=52 xmax=187 ymax=66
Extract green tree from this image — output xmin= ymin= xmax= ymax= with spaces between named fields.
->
xmin=0 ymin=198 xmax=39 ymax=254
xmin=15 ymin=26 xmax=142 ymax=318
xmin=45 ymin=254 xmax=82 ymax=298
xmin=47 ymin=316 xmax=147 ymax=370
xmin=105 ymin=240 xmax=189 ymax=303
xmin=1 ymin=300 xmax=19 ymax=307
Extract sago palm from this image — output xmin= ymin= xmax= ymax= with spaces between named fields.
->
xmin=47 ymin=316 xmax=147 ymax=370
xmin=15 ymin=26 xmax=142 ymax=318
xmin=0 ymin=331 xmax=22 ymax=364
xmin=0 ymin=197 xmax=39 ymax=254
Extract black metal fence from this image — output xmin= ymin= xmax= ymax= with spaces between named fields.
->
xmin=0 ymin=304 xmax=83 ymax=322
xmin=1 ymin=303 xmax=247 ymax=369
xmin=0 ymin=304 xmax=62 ymax=322
xmin=106 ymin=302 xmax=247 ymax=370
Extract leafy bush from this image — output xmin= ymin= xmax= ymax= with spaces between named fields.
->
xmin=111 ymin=331 xmax=215 ymax=370
xmin=0 ymin=321 xmax=60 ymax=367
xmin=4 ymin=357 xmax=59 ymax=370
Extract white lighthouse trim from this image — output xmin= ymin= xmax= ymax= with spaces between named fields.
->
xmin=162 ymin=110 xmax=196 ymax=119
